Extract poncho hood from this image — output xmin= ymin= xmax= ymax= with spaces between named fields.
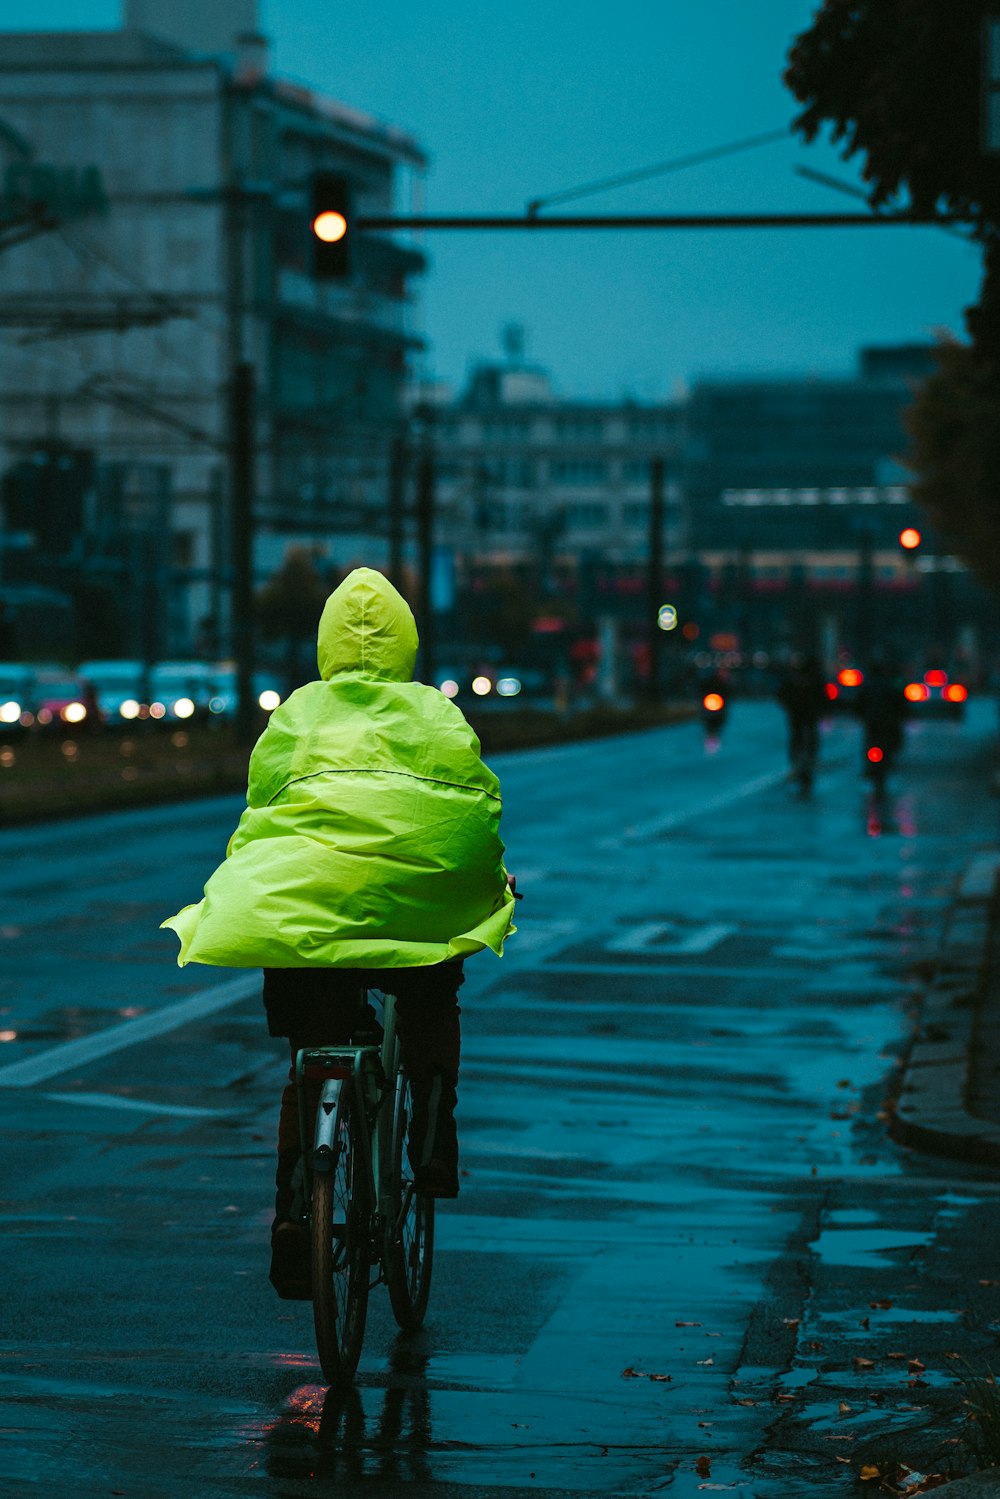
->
xmin=161 ymin=566 xmax=515 ymax=970
xmin=318 ymin=567 xmax=418 ymax=683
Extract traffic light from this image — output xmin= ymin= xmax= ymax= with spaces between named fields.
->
xmin=311 ymin=172 xmax=351 ymax=280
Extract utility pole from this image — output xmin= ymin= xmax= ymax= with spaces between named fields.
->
xmin=388 ymin=432 xmax=407 ymax=594
xmin=855 ymin=521 xmax=875 ymax=665
xmin=229 ymin=360 xmax=256 ymax=740
xmin=645 ymin=456 xmax=665 ymax=704
xmin=416 ymin=443 xmax=436 ymax=685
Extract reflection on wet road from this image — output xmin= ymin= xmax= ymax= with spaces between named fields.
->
xmin=1 ymin=702 xmax=998 ymax=1496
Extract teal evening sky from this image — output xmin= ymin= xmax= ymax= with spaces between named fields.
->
xmin=1 ymin=1 xmax=983 ymax=398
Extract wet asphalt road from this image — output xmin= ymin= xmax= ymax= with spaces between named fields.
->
xmin=2 ymin=701 xmax=1000 ymax=1498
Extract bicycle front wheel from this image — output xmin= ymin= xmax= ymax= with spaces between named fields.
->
xmin=312 ymin=1084 xmax=370 ymax=1383
xmin=385 ymin=1070 xmax=434 ymax=1330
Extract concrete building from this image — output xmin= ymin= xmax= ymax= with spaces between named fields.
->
xmin=0 ymin=0 xmax=425 ymax=657
xmin=680 ymin=346 xmax=980 ymax=661
xmin=429 ymin=358 xmax=684 ymax=582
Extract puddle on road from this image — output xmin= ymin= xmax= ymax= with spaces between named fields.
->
xmin=810 ymin=1226 xmax=934 ymax=1269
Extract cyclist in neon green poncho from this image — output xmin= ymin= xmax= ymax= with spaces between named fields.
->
xmin=162 ymin=567 xmax=516 ymax=1298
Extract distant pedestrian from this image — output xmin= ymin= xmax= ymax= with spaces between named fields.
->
xmin=777 ymin=653 xmax=828 ymax=792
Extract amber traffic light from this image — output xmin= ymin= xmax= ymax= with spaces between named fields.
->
xmin=311 ymin=172 xmax=351 ymax=280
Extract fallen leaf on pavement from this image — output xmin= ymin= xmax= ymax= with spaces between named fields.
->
xmin=676 ymin=1321 xmax=702 ymax=1327
xmin=836 ymin=1456 xmax=852 ymax=1465
xmin=860 ymin=1316 xmax=871 ymax=1330
xmin=908 ymin=1358 xmax=926 ymax=1372
xmin=979 ymin=1279 xmax=999 ymax=1287
xmin=870 ymin=1299 xmax=893 ymax=1309
xmin=697 ymin=1357 xmax=715 ymax=1366
xmin=783 ymin=1317 xmax=800 ymax=1327
xmin=860 ymin=1465 xmax=881 ymax=1482
xmin=621 ymin=1367 xmax=671 ymax=1381
xmin=736 ymin=1398 xmax=756 ymax=1406
xmin=854 ymin=1357 xmax=876 ymax=1369
xmin=695 ymin=1456 xmax=712 ymax=1477
xmin=649 ymin=1373 xmax=672 ymax=1382
xmin=887 ymin=1352 xmax=909 ymax=1360
xmin=839 ymin=1402 xmax=852 ymax=1414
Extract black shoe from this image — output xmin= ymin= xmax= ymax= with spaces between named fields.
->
xmin=269 ymin=1222 xmax=311 ymax=1300
xmin=414 ymin=1157 xmax=459 ymax=1199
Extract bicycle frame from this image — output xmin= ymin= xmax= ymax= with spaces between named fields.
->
xmin=293 ymin=991 xmax=412 ymax=1251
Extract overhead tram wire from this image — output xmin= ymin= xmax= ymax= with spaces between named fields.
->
xmin=525 ymin=126 xmax=791 ymax=217
xmin=792 ymin=165 xmax=976 ymax=243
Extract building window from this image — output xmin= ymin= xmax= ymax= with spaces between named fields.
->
xmin=482 ymin=420 xmax=528 ymax=443
xmin=172 ymin=530 xmax=196 ymax=568
xmin=551 ymin=460 xmax=607 ymax=486
xmin=557 ymin=417 xmax=605 ymax=442
xmin=566 ymin=502 xmax=610 ymax=528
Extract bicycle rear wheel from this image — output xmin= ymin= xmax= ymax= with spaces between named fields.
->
xmin=385 ymin=1070 xmax=434 ymax=1330
xmin=312 ymin=1084 xmax=370 ymax=1382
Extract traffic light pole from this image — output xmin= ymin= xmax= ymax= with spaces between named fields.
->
xmin=416 ymin=445 xmax=435 ymax=686
xmin=645 ymin=457 xmax=665 ymax=706
xmin=388 ymin=433 xmax=407 ymax=595
xmin=356 ymin=210 xmax=957 ymax=232
xmin=229 ymin=360 xmax=256 ymax=742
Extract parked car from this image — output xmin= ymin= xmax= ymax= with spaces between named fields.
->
xmin=0 ymin=662 xmax=34 ymax=733
xmin=149 ymin=661 xmax=212 ymax=723
xmin=30 ymin=665 xmax=94 ymax=731
xmin=201 ymin=664 xmax=284 ymax=719
xmin=77 ymin=659 xmax=147 ymax=724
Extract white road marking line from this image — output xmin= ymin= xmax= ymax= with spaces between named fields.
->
xmin=41 ymin=1092 xmax=236 ymax=1118
xmin=606 ymin=920 xmax=736 ymax=955
xmin=604 ymin=765 xmax=789 ymax=847
xmin=541 ymin=961 xmax=779 ymax=978
xmin=0 ymin=974 xmax=260 ymax=1088
xmin=606 ymin=921 xmax=672 ymax=953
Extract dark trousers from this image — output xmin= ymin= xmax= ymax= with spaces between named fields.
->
xmin=264 ymin=965 xmax=463 ymax=1223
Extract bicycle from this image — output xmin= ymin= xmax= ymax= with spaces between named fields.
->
xmin=294 ymin=988 xmax=435 ymax=1383
xmin=788 ymin=720 xmax=819 ymax=797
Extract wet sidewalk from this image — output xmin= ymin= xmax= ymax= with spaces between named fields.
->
xmin=891 ymin=851 xmax=1000 ymax=1165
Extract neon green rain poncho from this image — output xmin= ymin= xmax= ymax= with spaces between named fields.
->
xmin=162 ymin=568 xmax=515 ymax=968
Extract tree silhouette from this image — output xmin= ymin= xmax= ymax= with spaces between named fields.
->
xmin=786 ymin=1 xmax=1000 ymax=590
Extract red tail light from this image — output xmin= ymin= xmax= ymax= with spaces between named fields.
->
xmin=904 ymin=682 xmax=929 ymax=702
xmin=943 ymin=683 xmax=968 ymax=703
xmin=924 ymin=669 xmax=948 ymax=687
xmin=825 ymin=682 xmax=839 ymax=701
xmin=703 ymin=692 xmax=725 ymax=712
xmin=867 ymin=746 xmax=884 ymax=763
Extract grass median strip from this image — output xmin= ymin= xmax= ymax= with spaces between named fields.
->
xmin=0 ymin=703 xmax=694 ymax=826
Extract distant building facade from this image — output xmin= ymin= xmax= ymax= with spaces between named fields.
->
xmin=428 ymin=360 xmax=684 ymax=584
xmin=0 ymin=3 xmax=425 ymax=657
xmin=680 ymin=346 xmax=978 ymax=660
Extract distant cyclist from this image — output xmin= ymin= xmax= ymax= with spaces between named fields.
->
xmin=855 ymin=657 xmax=908 ymax=774
xmin=162 ymin=568 xmax=517 ymax=1298
xmin=777 ymin=653 xmax=828 ymax=794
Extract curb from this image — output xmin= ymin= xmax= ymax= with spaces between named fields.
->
xmin=889 ymin=851 xmax=1000 ymax=1165
xmin=929 ymin=1473 xmax=1000 ymax=1497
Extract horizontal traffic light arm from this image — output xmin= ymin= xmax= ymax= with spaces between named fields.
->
xmin=355 ymin=210 xmax=959 ymax=231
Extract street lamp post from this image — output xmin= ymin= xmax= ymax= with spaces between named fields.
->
xmin=645 ymin=456 xmax=666 ymax=705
